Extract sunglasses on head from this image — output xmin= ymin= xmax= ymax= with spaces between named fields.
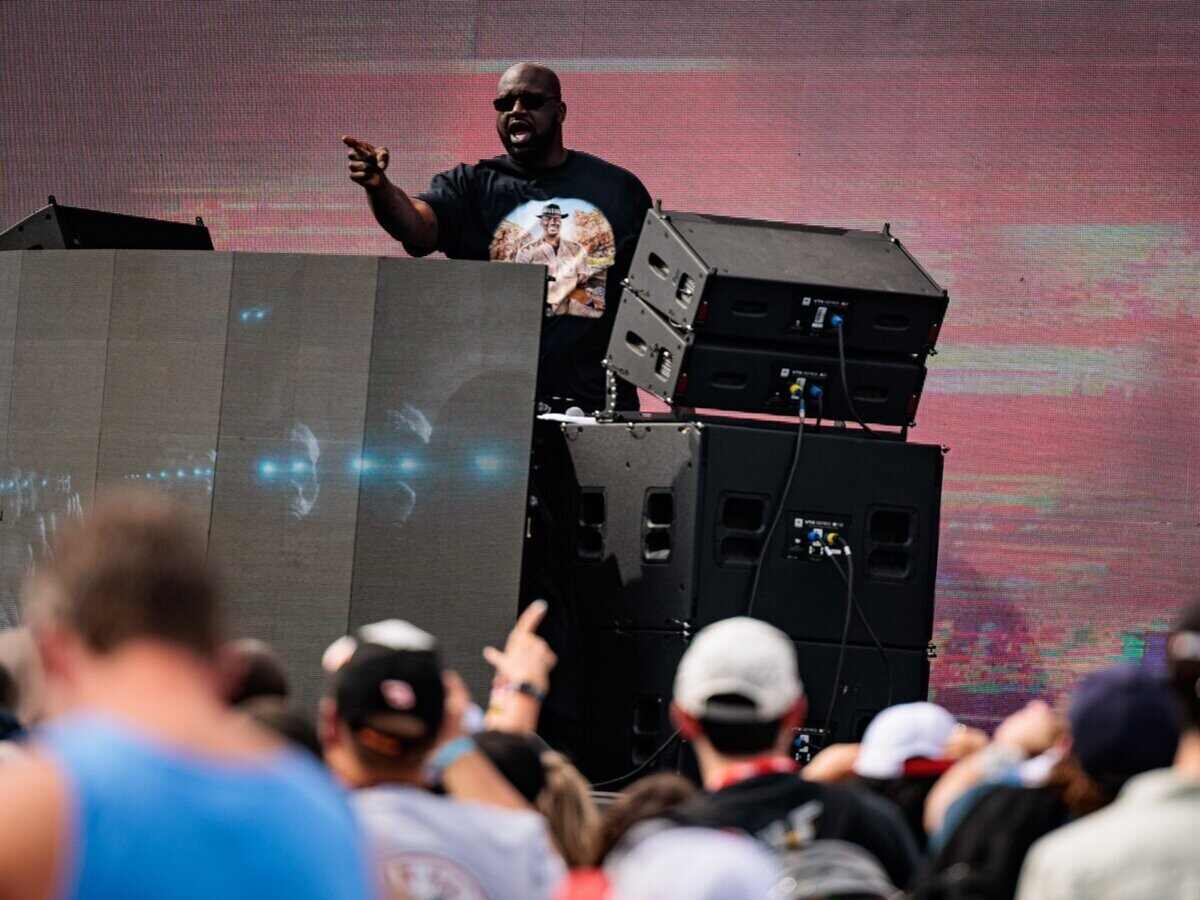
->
xmin=492 ymin=92 xmax=560 ymax=112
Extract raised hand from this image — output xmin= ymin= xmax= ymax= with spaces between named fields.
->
xmin=992 ymin=700 xmax=1065 ymax=756
xmin=482 ymin=599 xmax=557 ymax=694
xmin=341 ymin=134 xmax=389 ymax=190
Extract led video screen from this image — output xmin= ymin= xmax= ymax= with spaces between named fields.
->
xmin=0 ymin=251 xmax=542 ymax=702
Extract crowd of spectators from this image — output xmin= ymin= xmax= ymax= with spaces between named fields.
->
xmin=0 ymin=489 xmax=1197 ymax=898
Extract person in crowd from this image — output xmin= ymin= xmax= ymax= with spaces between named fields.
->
xmin=556 ymin=825 xmax=782 ymax=900
xmin=222 ymin=636 xmax=291 ymax=706
xmin=538 ymin=750 xmax=600 ymax=867
xmin=222 ymin=637 xmax=321 ymax=757
xmin=0 ymin=489 xmax=371 ymax=899
xmin=1015 ymin=603 xmax=1200 ymax=899
xmin=343 ymin=61 xmax=651 ymax=413
xmin=0 ymin=661 xmax=24 ymax=736
xmin=915 ymin=664 xmax=1180 ymax=899
xmin=803 ymin=701 xmax=987 ymax=851
xmin=605 ymin=826 xmax=783 ymax=899
xmin=0 ymin=661 xmax=26 ymax=762
xmin=663 ymin=616 xmax=920 ymax=890
xmin=240 ymin=694 xmax=322 ymax=758
xmin=320 ymin=603 xmax=565 ymax=900
xmin=0 ymin=626 xmax=44 ymax=726
xmin=475 ymin=729 xmax=601 ymax=868
xmin=592 ymin=771 xmax=698 ymax=865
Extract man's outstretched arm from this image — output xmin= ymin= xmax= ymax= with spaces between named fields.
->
xmin=342 ymin=134 xmax=439 ymax=256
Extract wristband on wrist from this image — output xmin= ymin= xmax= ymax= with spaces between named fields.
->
xmin=490 ymin=680 xmax=547 ymax=704
xmin=513 ymin=680 xmax=547 ymax=703
xmin=429 ymin=736 xmax=476 ymax=776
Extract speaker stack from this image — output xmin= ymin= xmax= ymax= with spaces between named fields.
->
xmin=524 ymin=207 xmax=951 ymax=783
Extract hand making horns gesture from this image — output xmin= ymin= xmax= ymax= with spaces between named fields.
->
xmin=342 ymin=135 xmax=389 ymax=190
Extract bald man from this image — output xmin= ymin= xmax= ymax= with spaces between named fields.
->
xmin=343 ymin=63 xmax=650 ymax=412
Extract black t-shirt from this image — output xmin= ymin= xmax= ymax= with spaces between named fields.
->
xmin=418 ymin=150 xmax=650 ymax=411
xmin=668 ymin=773 xmax=921 ymax=889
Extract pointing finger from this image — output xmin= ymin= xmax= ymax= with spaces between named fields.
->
xmin=512 ymin=599 xmax=548 ymax=635
xmin=341 ymin=134 xmax=375 ymax=156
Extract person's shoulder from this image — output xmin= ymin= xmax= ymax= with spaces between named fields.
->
xmin=1021 ymin=793 xmax=1133 ymax=881
xmin=0 ymin=751 xmax=66 ymax=810
xmin=268 ymin=749 xmax=354 ymax=813
xmin=356 ymin=784 xmax=543 ymax=830
xmin=569 ymin=151 xmax=648 ymax=191
xmin=672 ymin=774 xmax=819 ymax=824
xmin=0 ymin=751 xmax=70 ymax=893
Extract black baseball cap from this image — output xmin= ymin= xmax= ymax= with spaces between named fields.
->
xmin=323 ymin=620 xmax=445 ymax=748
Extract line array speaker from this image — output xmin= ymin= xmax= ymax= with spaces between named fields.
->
xmin=0 ymin=198 xmax=213 ymax=251
xmin=625 ymin=210 xmax=947 ymax=356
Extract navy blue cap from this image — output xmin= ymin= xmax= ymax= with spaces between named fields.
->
xmin=1069 ymin=663 xmax=1180 ymax=784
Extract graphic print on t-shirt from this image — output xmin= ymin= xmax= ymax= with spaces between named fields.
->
xmin=383 ymin=852 xmax=487 ymax=900
xmin=490 ymin=198 xmax=616 ymax=318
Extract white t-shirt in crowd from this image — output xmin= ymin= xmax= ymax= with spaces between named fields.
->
xmin=353 ymin=784 xmax=565 ymax=900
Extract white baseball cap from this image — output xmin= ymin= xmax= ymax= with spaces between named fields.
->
xmin=673 ymin=617 xmax=802 ymax=722
xmin=853 ymin=701 xmax=958 ymax=779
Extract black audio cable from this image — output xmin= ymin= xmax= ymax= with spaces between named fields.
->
xmin=746 ymin=386 xmax=807 ymax=618
xmin=590 ymin=729 xmax=682 ymax=790
xmin=823 ymin=538 xmax=856 ymax=734
xmin=832 ymin=318 xmax=875 ymax=436
xmin=826 ymin=542 xmax=893 ymax=710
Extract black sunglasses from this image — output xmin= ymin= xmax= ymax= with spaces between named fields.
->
xmin=492 ymin=92 xmax=560 ymax=112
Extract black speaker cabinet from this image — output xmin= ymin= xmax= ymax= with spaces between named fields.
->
xmin=558 ymin=417 xmax=943 ymax=651
xmin=624 ymin=209 xmax=948 ymax=357
xmin=576 ymin=627 xmax=930 ymax=783
xmin=0 ymin=199 xmax=213 ymax=251
xmin=609 ymin=293 xmax=927 ymax=426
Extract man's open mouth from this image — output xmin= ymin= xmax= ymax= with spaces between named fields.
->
xmin=508 ymin=121 xmax=534 ymax=145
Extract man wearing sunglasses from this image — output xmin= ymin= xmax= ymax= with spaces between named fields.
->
xmin=343 ymin=62 xmax=650 ymax=413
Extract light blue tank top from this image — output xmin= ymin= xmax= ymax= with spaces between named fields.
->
xmin=38 ymin=713 xmax=373 ymax=900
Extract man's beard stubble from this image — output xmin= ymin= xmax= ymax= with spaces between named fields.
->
xmin=500 ymin=123 xmax=560 ymax=166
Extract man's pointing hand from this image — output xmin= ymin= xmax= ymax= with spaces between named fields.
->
xmin=342 ymin=135 xmax=389 ymax=191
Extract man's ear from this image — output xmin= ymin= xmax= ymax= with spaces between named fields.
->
xmin=787 ymin=696 xmax=808 ymax=731
xmin=557 ymin=100 xmax=567 ymax=127
xmin=31 ymin=622 xmax=76 ymax=685
xmin=317 ymin=696 xmax=341 ymax=750
xmin=670 ymin=702 xmax=702 ymax=741
xmin=213 ymin=642 xmax=247 ymax=705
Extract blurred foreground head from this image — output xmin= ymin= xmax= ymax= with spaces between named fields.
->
xmin=594 ymin=771 xmax=698 ymax=865
xmin=606 ymin=826 xmax=781 ymax=899
xmin=23 ymin=489 xmax=222 ymax=676
xmin=1068 ymin=663 xmax=1180 ymax=793
xmin=1169 ymin=598 xmax=1200 ymax=734
xmin=475 ymin=730 xmax=600 ymax=867
xmin=224 ymin=637 xmax=290 ymax=706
